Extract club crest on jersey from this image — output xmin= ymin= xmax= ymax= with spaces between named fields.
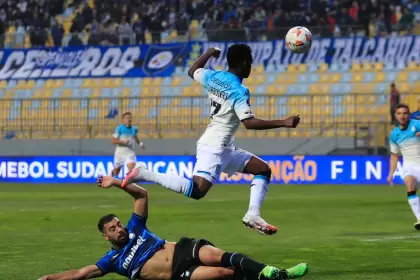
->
xmin=129 ymin=233 xmax=136 ymax=240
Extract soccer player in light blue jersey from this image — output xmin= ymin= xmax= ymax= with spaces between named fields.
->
xmin=38 ymin=175 xmax=309 ymax=280
xmin=111 ymin=112 xmax=145 ymax=177
xmin=388 ymin=103 xmax=420 ymax=230
xmin=122 ymin=44 xmax=300 ymax=236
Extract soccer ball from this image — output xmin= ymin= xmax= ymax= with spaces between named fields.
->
xmin=285 ymin=26 xmax=312 ymax=54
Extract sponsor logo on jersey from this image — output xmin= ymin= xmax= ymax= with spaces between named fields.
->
xmin=123 ymin=236 xmax=146 ymax=269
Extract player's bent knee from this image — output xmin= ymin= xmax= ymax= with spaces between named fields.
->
xmin=254 ymin=166 xmax=271 ymax=183
xmin=188 ymin=182 xmax=209 ymax=200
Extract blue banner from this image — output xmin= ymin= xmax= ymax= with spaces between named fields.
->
xmin=0 ymin=43 xmax=190 ymax=80
xmin=1 ymin=36 xmax=419 ymax=80
xmin=0 ymin=155 xmax=405 ymax=184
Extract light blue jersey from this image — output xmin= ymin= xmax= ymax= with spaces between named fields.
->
xmin=390 ymin=120 xmax=420 ymax=164
xmin=113 ymin=124 xmax=138 ymax=152
xmin=193 ymin=68 xmax=254 ymax=147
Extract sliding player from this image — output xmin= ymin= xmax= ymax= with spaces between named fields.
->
xmin=38 ymin=176 xmax=309 ymax=280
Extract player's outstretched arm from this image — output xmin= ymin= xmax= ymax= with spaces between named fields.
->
xmin=97 ymin=176 xmax=148 ymax=218
xmin=38 ymin=265 xmax=103 ymax=280
xmin=187 ymin=47 xmax=221 ymax=79
xmin=242 ymin=115 xmax=300 ymax=130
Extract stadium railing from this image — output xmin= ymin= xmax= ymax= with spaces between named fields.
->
xmin=0 ymin=94 xmax=407 ymax=149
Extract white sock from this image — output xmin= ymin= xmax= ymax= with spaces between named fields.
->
xmin=135 ymin=168 xmax=192 ymax=196
xmin=408 ymin=193 xmax=420 ymax=221
xmin=247 ymin=176 xmax=269 ymax=217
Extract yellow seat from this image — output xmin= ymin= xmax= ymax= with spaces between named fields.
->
xmin=407 ymin=62 xmax=420 ymax=71
xmin=318 ymin=63 xmax=328 ymax=72
xmin=297 ymin=64 xmax=307 ymax=72
xmin=351 ymin=62 xmax=362 ymax=72
xmin=276 ymin=73 xmax=298 ymax=84
xmin=362 ymin=63 xmax=373 ymax=72
xmin=266 ymin=84 xmax=287 ymax=95
xmin=171 ymin=77 xmax=183 ymax=86
xmin=287 ymin=64 xmax=298 ymax=72
xmin=313 ymin=95 xmax=331 ymax=105
xmin=396 ymin=72 xmax=409 ymax=82
xmin=352 ymin=73 xmax=363 ymax=82
xmin=374 ymin=63 xmax=384 ymax=71
xmin=254 ymin=65 xmax=264 ymax=74
xmin=374 ymin=72 xmax=385 ymax=82
xmin=152 ymin=77 xmax=162 ymax=86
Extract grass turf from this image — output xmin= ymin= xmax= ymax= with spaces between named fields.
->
xmin=1 ymin=183 xmax=419 ymax=280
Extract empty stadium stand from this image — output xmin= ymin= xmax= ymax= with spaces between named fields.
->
xmin=1 ymin=61 xmax=419 ymax=145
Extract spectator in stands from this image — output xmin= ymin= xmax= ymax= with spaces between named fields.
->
xmin=132 ymin=16 xmax=146 ymax=44
xmin=70 ymin=12 xmax=84 ymax=33
xmin=390 ymin=82 xmax=401 ymax=124
xmin=0 ymin=18 xmax=4 ymax=48
xmin=82 ymin=3 xmax=93 ymax=25
xmin=40 ymin=12 xmax=50 ymax=30
xmin=87 ymin=19 xmax=101 ymax=45
xmin=399 ymin=6 xmax=415 ymax=31
xmin=176 ymin=12 xmax=190 ymax=38
xmin=68 ymin=32 xmax=83 ymax=46
xmin=51 ymin=18 xmax=64 ymax=47
xmin=149 ymin=15 xmax=162 ymax=44
xmin=14 ymin=19 xmax=25 ymax=48
xmin=118 ymin=16 xmax=133 ymax=45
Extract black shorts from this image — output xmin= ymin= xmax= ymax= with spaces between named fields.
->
xmin=171 ymin=237 xmax=214 ymax=280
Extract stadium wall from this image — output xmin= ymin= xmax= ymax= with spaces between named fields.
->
xmin=0 ymin=153 xmax=403 ymax=185
xmin=0 ymin=138 xmax=354 ymax=156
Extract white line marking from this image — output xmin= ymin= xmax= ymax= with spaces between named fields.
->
xmin=361 ymin=235 xmax=420 ymax=242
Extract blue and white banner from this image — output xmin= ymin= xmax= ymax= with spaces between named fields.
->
xmin=1 ymin=36 xmax=419 ymax=80
xmin=200 ymin=36 xmax=420 ymax=69
xmin=0 ymin=155 xmax=404 ymax=184
xmin=0 ymin=43 xmax=189 ymax=80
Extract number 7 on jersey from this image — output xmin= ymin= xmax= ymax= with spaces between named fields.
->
xmin=210 ymin=100 xmax=222 ymax=118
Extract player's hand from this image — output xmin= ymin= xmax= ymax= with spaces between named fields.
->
xmin=97 ymin=175 xmax=113 ymax=188
xmin=124 ymin=140 xmax=130 ymax=145
xmin=38 ymin=276 xmax=50 ymax=280
xmin=207 ymin=47 xmax=221 ymax=59
xmin=284 ymin=115 xmax=300 ymax=128
xmin=416 ymin=132 xmax=420 ymax=137
xmin=139 ymin=142 xmax=146 ymax=150
xmin=387 ymin=174 xmax=394 ymax=185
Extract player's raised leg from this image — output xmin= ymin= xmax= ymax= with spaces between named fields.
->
xmin=404 ymin=174 xmax=420 ymax=230
xmin=198 ymin=244 xmax=308 ymax=279
xmin=122 ymin=163 xmax=214 ymax=200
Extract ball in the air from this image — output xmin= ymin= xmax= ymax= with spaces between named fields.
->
xmin=285 ymin=26 xmax=312 ymax=54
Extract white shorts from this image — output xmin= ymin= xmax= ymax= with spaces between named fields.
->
xmin=192 ymin=143 xmax=256 ymax=183
xmin=114 ymin=150 xmax=137 ymax=169
xmin=402 ymin=164 xmax=420 ymax=183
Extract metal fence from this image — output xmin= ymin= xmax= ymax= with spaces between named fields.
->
xmin=0 ymin=94 xmax=406 ymax=149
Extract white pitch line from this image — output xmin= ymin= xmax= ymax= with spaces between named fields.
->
xmin=361 ymin=235 xmax=420 ymax=242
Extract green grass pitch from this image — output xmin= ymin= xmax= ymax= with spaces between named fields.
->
xmin=1 ymin=183 xmax=420 ymax=280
